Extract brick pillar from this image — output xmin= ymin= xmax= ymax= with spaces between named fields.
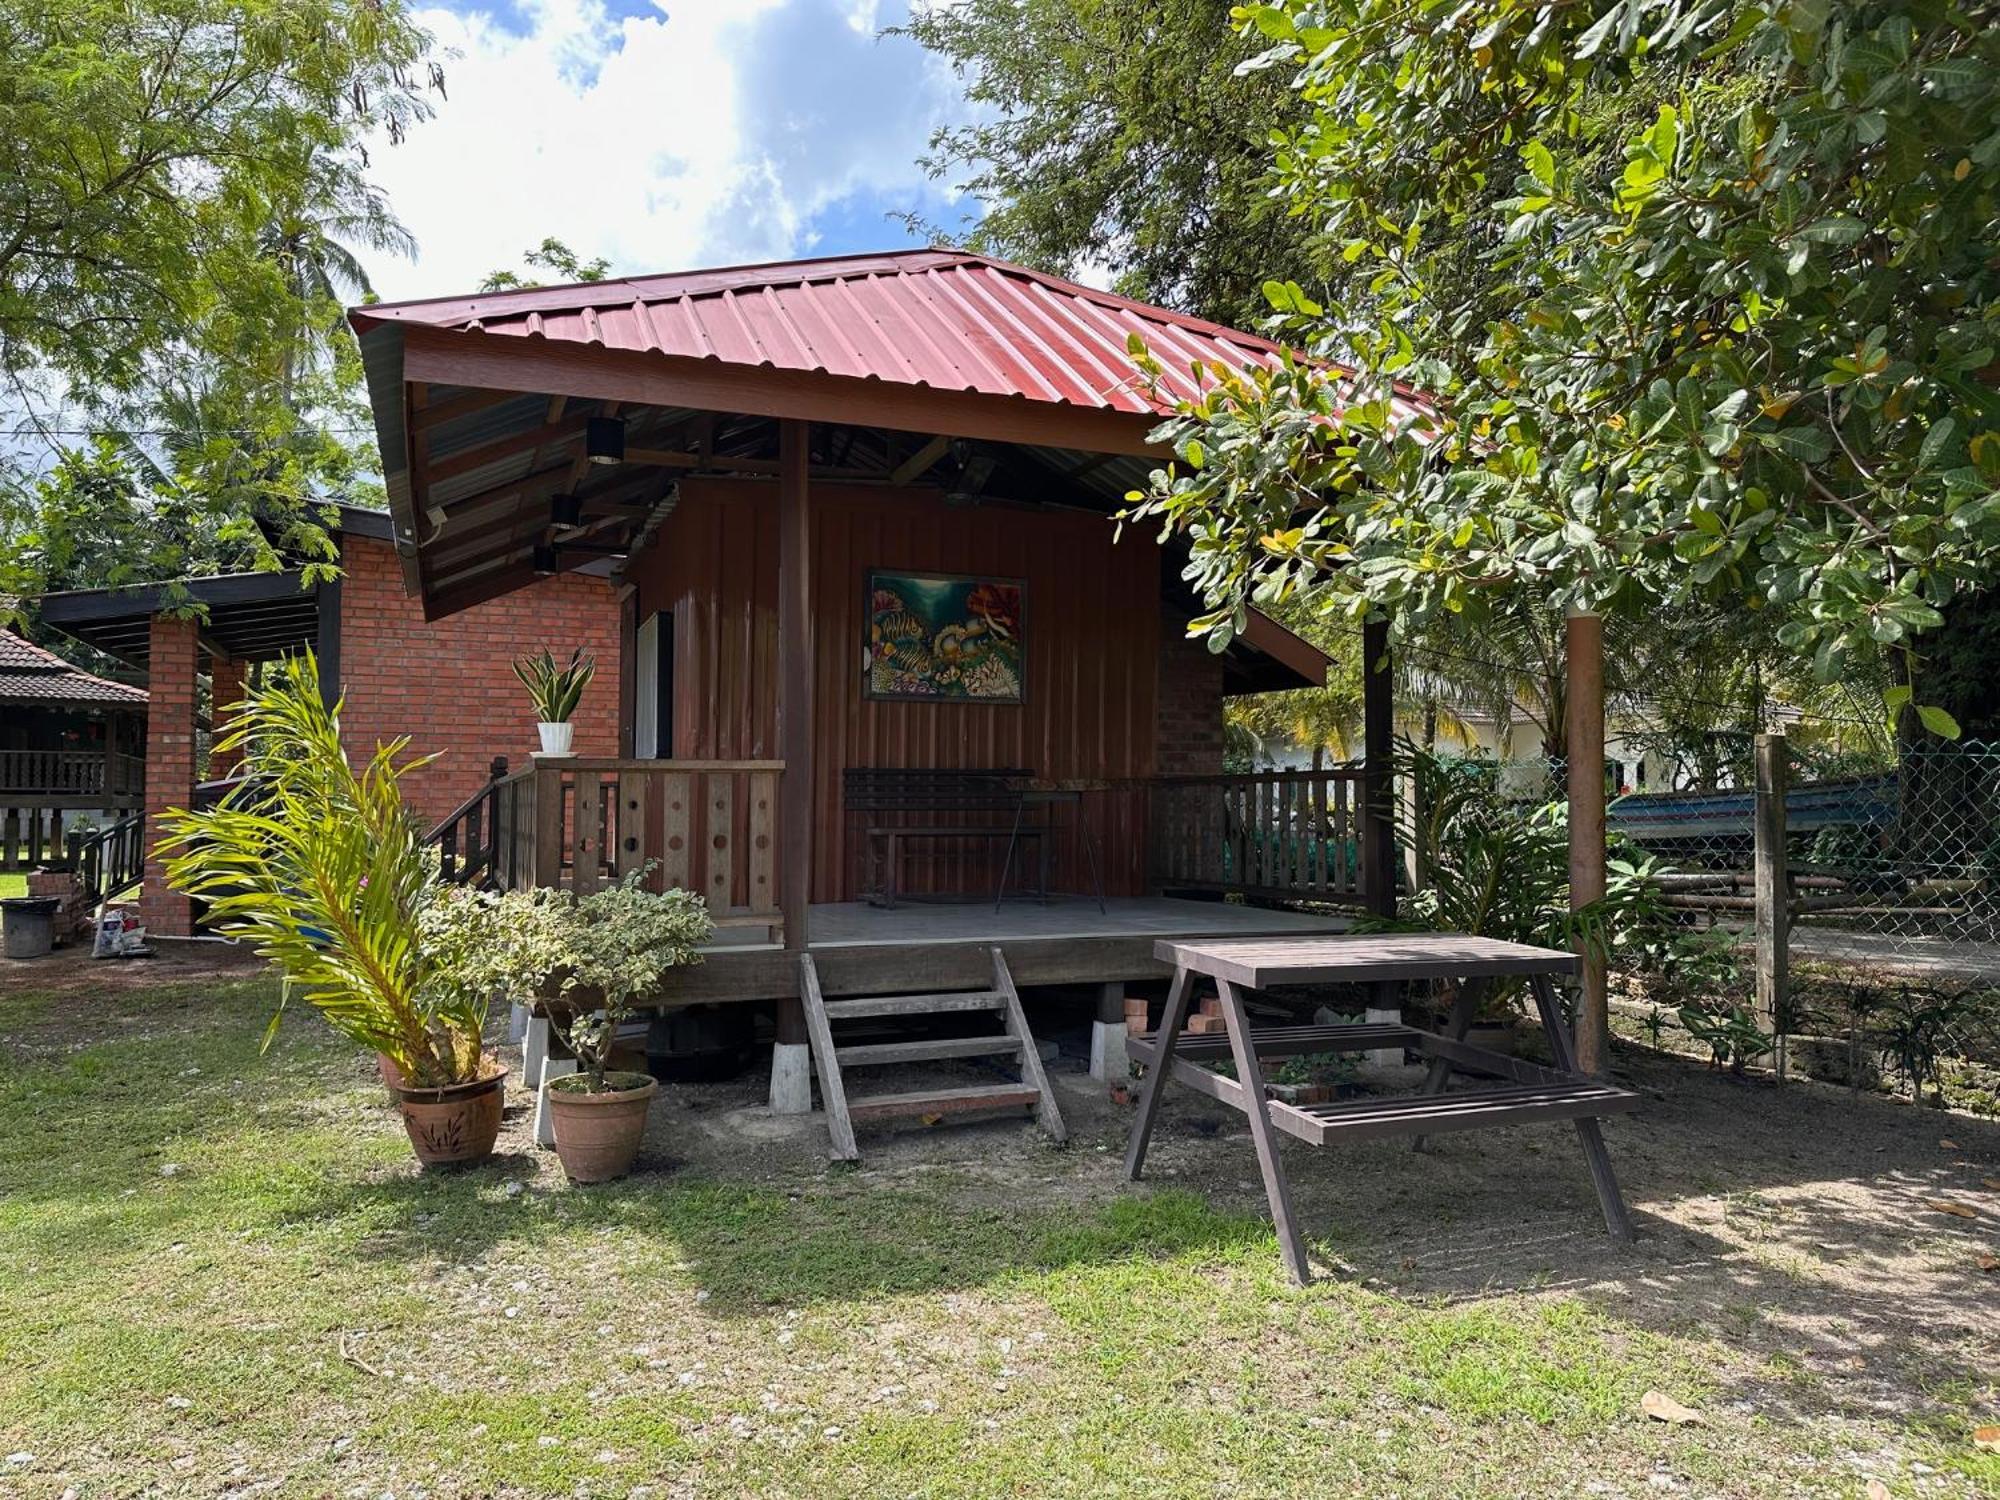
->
xmin=139 ymin=614 xmax=198 ymax=937
xmin=207 ymin=653 xmax=246 ymax=779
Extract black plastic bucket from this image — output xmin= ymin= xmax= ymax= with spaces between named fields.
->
xmin=1 ymin=896 xmax=61 ymax=959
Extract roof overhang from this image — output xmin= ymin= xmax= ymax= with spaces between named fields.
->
xmin=36 ymin=570 xmax=318 ymax=668
xmin=1227 ymin=610 xmax=1329 ymax=695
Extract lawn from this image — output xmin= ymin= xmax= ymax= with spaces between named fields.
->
xmin=1 ymin=952 xmax=1995 ymax=1499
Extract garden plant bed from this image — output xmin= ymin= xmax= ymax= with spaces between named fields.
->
xmin=1 ymin=964 xmax=1997 ymax=1497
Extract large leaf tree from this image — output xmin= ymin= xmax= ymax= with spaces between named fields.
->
xmin=0 ymin=0 xmax=440 ymax=604
xmin=1127 ymin=0 xmax=2000 ymax=734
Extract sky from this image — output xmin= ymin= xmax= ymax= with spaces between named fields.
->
xmin=356 ymin=0 xmax=981 ymax=302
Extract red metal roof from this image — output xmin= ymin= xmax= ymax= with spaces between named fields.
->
xmin=355 ymin=248 xmax=1427 ymax=425
xmin=0 ymin=631 xmax=148 ymax=707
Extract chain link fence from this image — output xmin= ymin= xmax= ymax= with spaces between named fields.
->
xmin=1599 ymin=740 xmax=2000 ymax=1114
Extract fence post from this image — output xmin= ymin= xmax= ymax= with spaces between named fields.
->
xmin=1754 ymin=731 xmax=1791 ymax=1080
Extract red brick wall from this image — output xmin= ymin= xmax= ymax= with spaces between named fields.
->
xmin=207 ymin=654 xmax=246 ymax=778
xmin=335 ymin=536 xmax=624 ymax=829
xmin=1155 ymin=610 xmax=1227 ymax=776
xmin=139 ymin=613 xmax=197 ymax=936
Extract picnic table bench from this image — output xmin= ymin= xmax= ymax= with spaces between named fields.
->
xmin=1124 ymin=934 xmax=1638 ymax=1284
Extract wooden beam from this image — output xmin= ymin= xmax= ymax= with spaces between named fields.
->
xmin=777 ymin=419 xmax=813 ymax=954
xmin=412 ymin=387 xmax=519 ymax=432
xmin=423 ymin=548 xmax=597 ymax=621
xmin=426 ymin=413 xmax=587 ymax=483
xmin=1566 ymin=608 xmax=1608 ymax=1075
xmin=890 ymin=434 xmax=951 ymax=485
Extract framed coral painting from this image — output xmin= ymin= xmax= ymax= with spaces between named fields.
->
xmin=863 ymin=570 xmax=1025 ymax=703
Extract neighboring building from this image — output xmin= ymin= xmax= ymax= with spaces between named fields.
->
xmin=0 ymin=631 xmax=147 ymax=868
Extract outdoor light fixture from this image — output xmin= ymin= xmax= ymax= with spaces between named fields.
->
xmin=586 ymin=416 xmax=625 ymax=466
xmin=550 ymin=493 xmax=584 ymax=527
xmin=531 ymin=543 xmax=559 ymax=576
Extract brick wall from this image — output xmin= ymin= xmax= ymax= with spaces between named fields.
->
xmin=1155 ymin=610 xmax=1227 ymax=776
xmin=207 ymin=654 xmax=245 ymax=779
xmin=335 ymin=536 xmax=625 ymax=829
xmin=138 ymin=613 xmax=197 ymax=937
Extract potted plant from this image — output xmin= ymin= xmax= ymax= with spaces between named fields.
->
xmin=158 ymin=654 xmax=511 ymax=1168
xmin=540 ymin=870 xmax=712 ymax=1183
xmin=514 ymin=647 xmax=595 ymax=757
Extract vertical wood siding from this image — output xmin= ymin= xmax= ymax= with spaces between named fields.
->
xmin=627 ymin=481 xmax=1163 ymax=900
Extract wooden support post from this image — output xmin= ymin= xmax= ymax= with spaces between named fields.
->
xmin=1360 ymin=616 xmax=1396 ymax=920
xmin=1754 ymin=731 xmax=1790 ymax=1080
xmin=1566 ymin=609 xmax=1609 ymax=1076
xmin=771 ymin=418 xmax=814 ymax=1113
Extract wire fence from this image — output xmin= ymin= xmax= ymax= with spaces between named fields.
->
xmin=1593 ymin=739 xmax=2000 ymax=1114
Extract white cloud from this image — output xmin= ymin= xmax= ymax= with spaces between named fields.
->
xmin=357 ymin=0 xmax=971 ymax=300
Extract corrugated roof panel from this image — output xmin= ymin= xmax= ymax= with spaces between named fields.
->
xmin=354 ymin=247 xmax=1434 ymax=432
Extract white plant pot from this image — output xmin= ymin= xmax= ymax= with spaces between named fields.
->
xmin=537 ymin=721 xmax=575 ymax=756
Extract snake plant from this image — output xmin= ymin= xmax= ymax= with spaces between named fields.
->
xmin=513 ymin=647 xmax=596 ymax=724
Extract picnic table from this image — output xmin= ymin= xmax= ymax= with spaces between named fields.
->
xmin=1123 ymin=934 xmax=1638 ymax=1284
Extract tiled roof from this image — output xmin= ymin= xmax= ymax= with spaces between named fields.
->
xmin=0 ymin=631 xmax=148 ymax=706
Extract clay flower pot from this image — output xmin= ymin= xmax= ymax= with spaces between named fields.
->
xmin=545 ymin=1070 xmax=657 ymax=1183
xmin=377 ymin=1053 xmax=406 ymax=1092
xmin=391 ymin=1066 xmax=508 ymax=1168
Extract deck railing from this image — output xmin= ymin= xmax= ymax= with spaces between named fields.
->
xmin=434 ymin=758 xmax=786 ymax=940
xmin=1146 ymin=765 xmax=1371 ymax=904
xmin=0 ymin=749 xmax=143 ymax=799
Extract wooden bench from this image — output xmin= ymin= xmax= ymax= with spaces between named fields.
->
xmin=843 ymin=767 xmax=1043 ymax=908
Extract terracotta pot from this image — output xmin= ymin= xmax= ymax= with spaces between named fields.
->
xmin=391 ymin=1067 xmax=508 ymax=1168
xmin=377 ymin=1054 xmax=406 ymax=1092
xmin=545 ymin=1071 xmax=657 ymax=1183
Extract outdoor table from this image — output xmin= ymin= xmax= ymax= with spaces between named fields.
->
xmin=1123 ymin=934 xmax=1638 ymax=1284
xmin=992 ymin=787 xmax=1107 ymax=914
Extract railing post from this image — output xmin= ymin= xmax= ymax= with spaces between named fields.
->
xmin=1754 ymin=732 xmax=1791 ymax=1080
xmin=1360 ymin=618 xmax=1397 ymax=919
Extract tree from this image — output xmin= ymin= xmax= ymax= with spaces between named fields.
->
xmin=0 ymin=0 xmax=439 ymax=604
xmin=896 ymin=0 xmax=1320 ymax=325
xmin=480 ymin=238 xmax=612 ymax=294
xmin=1125 ymin=1 xmax=2000 ymax=737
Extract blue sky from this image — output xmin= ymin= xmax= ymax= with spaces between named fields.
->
xmin=357 ymin=0 xmax=983 ymax=301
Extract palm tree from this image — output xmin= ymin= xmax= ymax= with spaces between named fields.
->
xmin=258 ymin=148 xmax=417 ymax=401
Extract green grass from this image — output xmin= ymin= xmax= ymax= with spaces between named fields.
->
xmin=0 ymin=873 xmax=25 ymax=899
xmin=0 ymin=976 xmax=1993 ymax=1498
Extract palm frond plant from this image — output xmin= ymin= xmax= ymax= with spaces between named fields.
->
xmin=513 ymin=647 xmax=596 ymax=724
xmin=158 ymin=653 xmax=491 ymax=1089
xmin=1366 ymin=742 xmax=1662 ymax=1022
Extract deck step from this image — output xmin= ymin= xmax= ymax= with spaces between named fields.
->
xmin=835 ymin=1035 xmax=1024 ymax=1067
xmin=820 ymin=990 xmax=1005 ymax=1020
xmin=798 ymin=948 xmax=1066 ymax=1162
xmin=845 ymin=1083 xmax=1042 ymax=1122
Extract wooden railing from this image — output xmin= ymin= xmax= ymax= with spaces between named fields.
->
xmin=1147 ymin=766 xmax=1370 ymax=904
xmin=69 ymin=814 xmax=146 ymax=904
xmin=1 ymin=804 xmax=72 ymax=872
xmin=436 ymin=758 xmax=786 ymax=940
xmin=0 ymin=749 xmax=143 ymax=798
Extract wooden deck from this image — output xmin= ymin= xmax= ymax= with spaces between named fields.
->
xmin=646 ymin=897 xmax=1351 ymax=1006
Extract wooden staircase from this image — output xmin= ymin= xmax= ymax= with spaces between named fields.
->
xmin=798 ymin=946 xmax=1067 ymax=1161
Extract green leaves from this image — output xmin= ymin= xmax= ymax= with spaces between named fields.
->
xmin=0 ymin=0 xmax=440 ymax=597
xmin=1121 ymin=0 xmax=2000 ymax=688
